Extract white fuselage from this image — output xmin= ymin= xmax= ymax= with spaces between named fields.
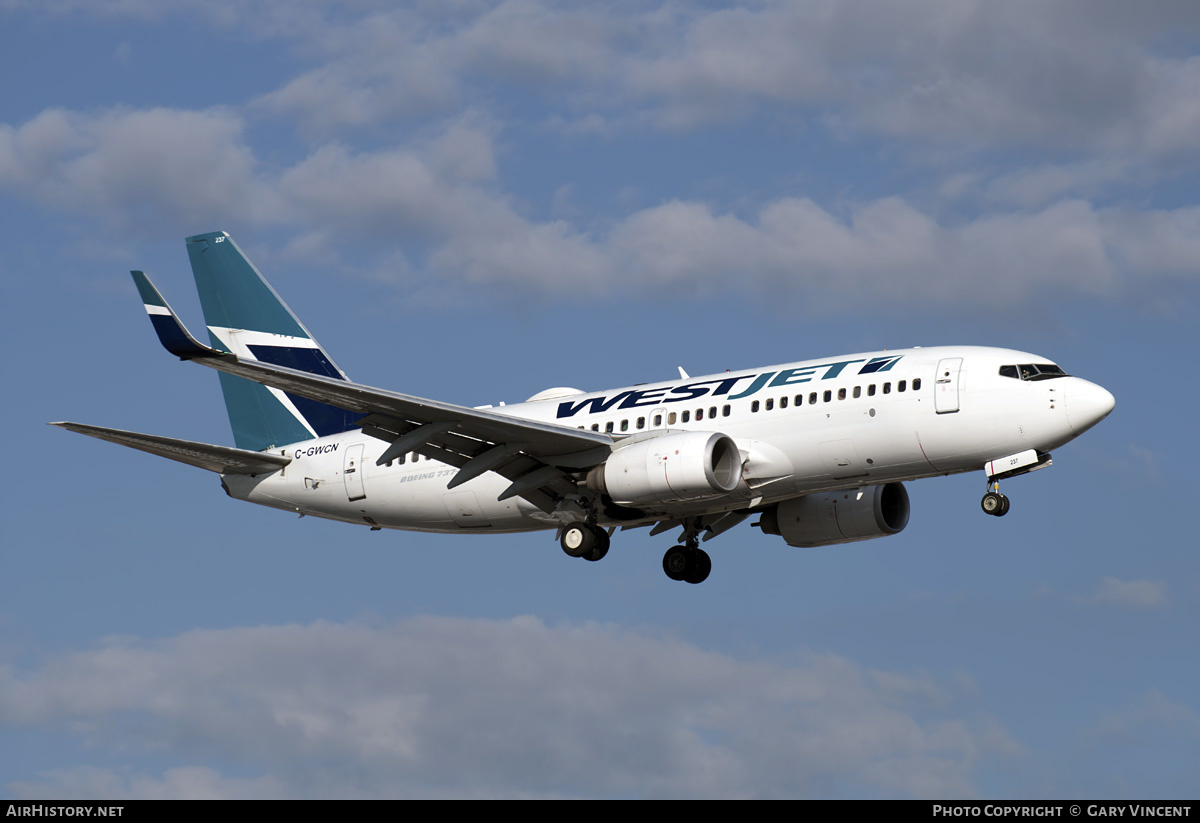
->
xmin=221 ymin=346 xmax=1113 ymax=534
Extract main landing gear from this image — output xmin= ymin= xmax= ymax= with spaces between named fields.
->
xmin=662 ymin=545 xmax=711 ymax=585
xmin=659 ymin=517 xmax=713 ymax=584
xmin=981 ymin=480 xmax=1011 ymax=517
xmin=560 ymin=521 xmax=610 ymax=562
xmin=661 ymin=524 xmax=712 ymax=586
xmin=560 ymin=515 xmax=713 ymax=584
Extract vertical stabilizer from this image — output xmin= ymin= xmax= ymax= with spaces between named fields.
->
xmin=185 ymin=231 xmax=359 ymax=451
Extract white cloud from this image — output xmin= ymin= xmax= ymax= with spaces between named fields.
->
xmin=0 ymin=107 xmax=265 ymax=230
xmin=254 ymin=13 xmax=461 ymax=134
xmin=1093 ymin=690 xmax=1200 ymax=741
xmin=17 ymin=2 xmax=1200 ymax=173
xmin=229 ymin=0 xmax=1200 ymax=176
xmin=1101 ymin=206 xmax=1200 ymax=279
xmin=8 ymin=766 xmax=286 ymax=801
xmin=2 ymin=100 xmax=1198 ymax=307
xmin=1 ymin=616 xmax=1006 ymax=798
xmin=601 ymin=196 xmax=1124 ymax=305
xmin=1076 ymin=577 xmax=1168 ymax=609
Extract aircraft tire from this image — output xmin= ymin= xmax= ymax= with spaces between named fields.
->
xmin=995 ymin=494 xmax=1011 ymax=517
xmin=981 ymin=492 xmax=1004 ymax=516
xmin=662 ymin=546 xmax=690 ymax=581
xmin=561 ymin=522 xmax=595 ymax=558
xmin=583 ymin=526 xmax=610 ymax=562
xmin=683 ymin=548 xmax=711 ymax=584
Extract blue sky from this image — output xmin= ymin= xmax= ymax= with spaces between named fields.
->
xmin=1 ymin=1 xmax=1197 ymax=799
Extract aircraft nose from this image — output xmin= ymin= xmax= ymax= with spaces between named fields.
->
xmin=1066 ymin=379 xmax=1116 ymax=435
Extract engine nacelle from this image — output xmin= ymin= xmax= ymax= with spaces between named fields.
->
xmin=587 ymin=431 xmax=742 ymax=506
xmin=759 ymin=483 xmax=910 ymax=547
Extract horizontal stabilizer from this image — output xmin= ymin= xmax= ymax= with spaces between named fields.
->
xmin=50 ymin=422 xmax=291 ymax=475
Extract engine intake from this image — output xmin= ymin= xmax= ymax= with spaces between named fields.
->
xmin=759 ymin=483 xmax=909 ymax=547
xmin=587 ymin=431 xmax=742 ymax=506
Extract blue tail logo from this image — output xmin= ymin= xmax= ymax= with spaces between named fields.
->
xmin=187 ymin=231 xmax=359 ymax=451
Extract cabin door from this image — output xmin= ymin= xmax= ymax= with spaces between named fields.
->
xmin=934 ymin=357 xmax=963 ymax=414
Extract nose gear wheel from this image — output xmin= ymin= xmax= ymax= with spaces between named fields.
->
xmin=981 ymin=481 xmax=1011 ymax=517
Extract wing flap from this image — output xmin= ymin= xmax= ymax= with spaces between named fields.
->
xmin=51 ymin=422 xmax=291 ymax=475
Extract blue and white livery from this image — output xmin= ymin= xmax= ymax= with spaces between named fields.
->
xmin=53 ymin=231 xmax=1116 ymax=584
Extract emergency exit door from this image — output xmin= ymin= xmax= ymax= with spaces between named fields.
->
xmin=343 ymin=443 xmax=366 ymax=501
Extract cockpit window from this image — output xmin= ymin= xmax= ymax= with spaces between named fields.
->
xmin=999 ymin=363 xmax=1068 ymax=381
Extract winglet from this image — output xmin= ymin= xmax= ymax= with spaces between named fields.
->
xmin=131 ymin=270 xmax=226 ymax=360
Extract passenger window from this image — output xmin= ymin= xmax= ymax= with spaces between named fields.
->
xmin=853 ymin=386 xmax=861 ymax=399
xmin=709 ymin=406 xmax=717 ymax=419
xmin=795 ymin=394 xmax=803 ymax=406
xmin=668 ymin=412 xmax=677 ymax=424
xmin=780 ymin=396 xmax=788 ymax=408
xmin=883 ymin=383 xmax=891 ymax=394
xmin=899 ymin=380 xmax=907 ymax=392
xmin=751 ymin=401 xmax=760 ymax=413
xmin=591 ymin=424 xmax=599 ymax=432
xmin=809 ymin=392 xmax=817 ymax=405
xmin=766 ymin=398 xmax=774 ymax=411
xmin=653 ymin=414 xmax=662 ymax=426
xmin=398 ymin=454 xmax=406 ymax=464
xmin=620 ymin=419 xmax=629 ymax=432
xmin=913 ymin=378 xmax=921 ymax=391
xmin=838 ymin=388 xmax=846 ymax=400
xmin=823 ymin=390 xmax=832 ymax=402
xmin=868 ymin=384 xmax=876 ymax=396
xmin=682 ymin=410 xmax=690 ymax=423
xmin=605 ymin=421 xmax=614 ymax=433
xmin=722 ymin=405 xmax=731 ymax=417
xmin=637 ymin=417 xmax=645 ymax=430
xmin=696 ymin=408 xmax=704 ymax=421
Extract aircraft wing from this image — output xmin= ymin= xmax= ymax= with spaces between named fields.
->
xmin=132 ymin=272 xmax=612 ymax=513
xmin=50 ymin=422 xmax=293 ymax=475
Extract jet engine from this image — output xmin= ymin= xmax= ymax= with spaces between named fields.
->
xmin=759 ymin=483 xmax=909 ymax=547
xmin=587 ymin=431 xmax=742 ymax=506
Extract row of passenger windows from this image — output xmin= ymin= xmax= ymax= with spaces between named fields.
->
xmin=750 ymin=379 xmax=919 ymax=413
xmin=574 ymin=379 xmax=922 ymax=433
xmin=580 ymin=404 xmax=734 ymax=433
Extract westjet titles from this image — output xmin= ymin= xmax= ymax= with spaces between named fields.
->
xmin=556 ymin=355 xmax=903 ymax=418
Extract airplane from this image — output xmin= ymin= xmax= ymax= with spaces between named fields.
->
xmin=53 ymin=231 xmax=1116 ymax=584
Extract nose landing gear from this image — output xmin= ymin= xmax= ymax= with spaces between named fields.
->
xmin=981 ymin=481 xmax=1010 ymax=517
xmin=979 ymin=450 xmax=1054 ymax=517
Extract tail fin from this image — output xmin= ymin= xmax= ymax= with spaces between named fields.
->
xmin=185 ymin=231 xmax=359 ymax=451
